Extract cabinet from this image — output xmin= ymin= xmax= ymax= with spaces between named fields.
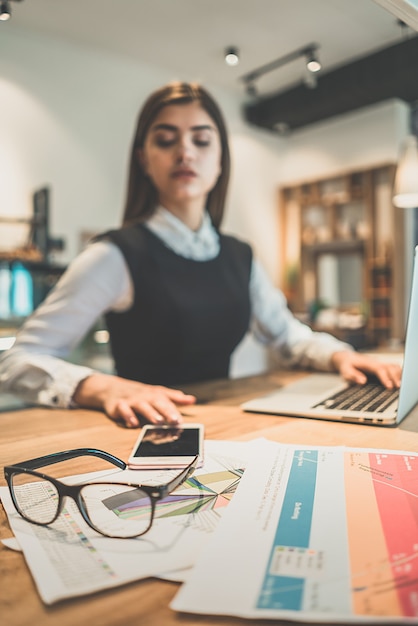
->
xmin=278 ymin=165 xmax=405 ymax=347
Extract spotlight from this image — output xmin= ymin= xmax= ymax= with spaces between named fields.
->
xmin=0 ymin=0 xmax=11 ymax=20
xmin=225 ymin=47 xmax=239 ymax=66
xmin=0 ymin=0 xmax=24 ymax=22
xmin=306 ymin=48 xmax=321 ymax=73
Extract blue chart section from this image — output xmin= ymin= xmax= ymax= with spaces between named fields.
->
xmin=257 ymin=450 xmax=318 ymax=611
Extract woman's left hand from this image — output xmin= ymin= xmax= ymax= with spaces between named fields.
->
xmin=331 ymin=351 xmax=402 ymax=389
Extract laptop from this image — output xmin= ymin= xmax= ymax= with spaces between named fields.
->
xmin=242 ymin=246 xmax=418 ymax=426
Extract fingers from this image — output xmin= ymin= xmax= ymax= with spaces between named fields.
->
xmin=108 ymin=400 xmax=183 ymax=428
xmin=107 ymin=400 xmax=140 ymax=428
xmin=161 ymin=387 xmax=196 ymax=405
xmin=75 ymin=373 xmax=195 ymax=428
xmin=99 ymin=376 xmax=197 ymax=428
xmin=350 ymin=359 xmax=402 ymax=389
xmin=340 ymin=364 xmax=368 ymax=385
xmin=333 ymin=351 xmax=402 ymax=389
xmin=104 ymin=385 xmax=196 ymax=428
xmin=368 ymin=362 xmax=402 ymax=389
xmin=136 ymin=397 xmax=184 ymax=425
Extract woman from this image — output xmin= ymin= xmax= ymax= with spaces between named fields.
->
xmin=0 ymin=82 xmax=401 ymax=427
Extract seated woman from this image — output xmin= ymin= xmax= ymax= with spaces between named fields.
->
xmin=0 ymin=82 xmax=401 ymax=427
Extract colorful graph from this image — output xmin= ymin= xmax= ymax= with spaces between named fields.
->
xmin=345 ymin=451 xmax=418 ymax=618
xmin=256 ymin=448 xmax=418 ymax=618
xmin=103 ymin=468 xmax=244 ymax=521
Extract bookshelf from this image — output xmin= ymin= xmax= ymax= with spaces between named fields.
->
xmin=278 ymin=164 xmax=406 ymax=347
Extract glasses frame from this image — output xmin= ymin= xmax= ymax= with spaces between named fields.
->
xmin=4 ymin=447 xmax=199 ymax=539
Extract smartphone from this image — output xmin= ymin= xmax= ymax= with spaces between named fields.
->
xmin=127 ymin=423 xmax=204 ymax=469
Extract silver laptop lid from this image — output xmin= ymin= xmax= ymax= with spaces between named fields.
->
xmin=396 ymin=245 xmax=418 ymax=422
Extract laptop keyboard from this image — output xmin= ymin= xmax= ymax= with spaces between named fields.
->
xmin=313 ymin=382 xmax=399 ymax=413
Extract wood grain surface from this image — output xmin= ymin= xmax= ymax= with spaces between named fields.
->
xmin=2 ymin=371 xmax=418 ymax=626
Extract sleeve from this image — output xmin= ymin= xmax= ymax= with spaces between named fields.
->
xmin=249 ymin=258 xmax=354 ymax=371
xmin=0 ymin=241 xmax=133 ymax=408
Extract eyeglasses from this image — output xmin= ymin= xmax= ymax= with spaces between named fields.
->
xmin=4 ymin=448 xmax=198 ymax=539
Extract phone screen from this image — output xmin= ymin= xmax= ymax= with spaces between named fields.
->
xmin=133 ymin=426 xmax=200 ymax=458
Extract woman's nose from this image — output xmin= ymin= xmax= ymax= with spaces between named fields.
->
xmin=176 ymin=138 xmax=195 ymax=162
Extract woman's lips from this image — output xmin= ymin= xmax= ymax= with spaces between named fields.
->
xmin=171 ymin=169 xmax=196 ymax=178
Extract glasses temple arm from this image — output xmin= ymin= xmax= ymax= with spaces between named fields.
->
xmin=9 ymin=448 xmax=126 ymax=471
xmin=162 ymin=455 xmax=199 ymax=496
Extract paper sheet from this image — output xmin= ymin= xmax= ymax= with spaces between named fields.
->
xmin=172 ymin=440 xmax=418 ymax=623
xmin=0 ymin=439 xmax=254 ymax=604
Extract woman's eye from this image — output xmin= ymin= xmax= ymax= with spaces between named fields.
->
xmin=194 ymin=138 xmax=210 ymax=147
xmin=154 ymin=136 xmax=176 ymax=148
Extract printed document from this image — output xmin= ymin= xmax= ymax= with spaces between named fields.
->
xmin=172 ymin=439 xmax=418 ymax=623
xmin=0 ymin=439 xmax=252 ymax=604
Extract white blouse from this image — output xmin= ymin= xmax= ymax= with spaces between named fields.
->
xmin=0 ymin=207 xmax=351 ymax=407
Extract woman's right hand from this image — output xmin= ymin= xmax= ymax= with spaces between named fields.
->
xmin=72 ymin=373 xmax=196 ymax=428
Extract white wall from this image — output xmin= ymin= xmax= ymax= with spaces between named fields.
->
xmin=0 ymin=26 xmax=411 ymax=375
xmin=1 ymin=27 xmax=410 ymax=273
xmin=0 ymin=28 xmax=174 ymax=261
xmin=279 ymin=98 xmax=409 ymax=183
xmin=0 ymin=27 xmax=285 ymax=272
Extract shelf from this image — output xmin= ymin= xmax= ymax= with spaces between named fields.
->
xmin=303 ymin=240 xmax=365 ymax=255
xmin=278 ymin=163 xmax=405 ymax=348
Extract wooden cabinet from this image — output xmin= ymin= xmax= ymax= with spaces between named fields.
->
xmin=278 ymin=165 xmax=406 ymax=347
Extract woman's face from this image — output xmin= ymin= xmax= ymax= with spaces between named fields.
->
xmin=139 ymin=102 xmax=222 ymax=216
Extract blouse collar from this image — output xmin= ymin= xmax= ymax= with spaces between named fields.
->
xmin=144 ymin=206 xmax=220 ymax=260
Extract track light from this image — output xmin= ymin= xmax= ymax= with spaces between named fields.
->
xmin=306 ymin=48 xmax=321 ymax=73
xmin=225 ymin=47 xmax=239 ymax=67
xmin=239 ymin=42 xmax=321 ymax=96
xmin=0 ymin=1 xmax=11 ymax=21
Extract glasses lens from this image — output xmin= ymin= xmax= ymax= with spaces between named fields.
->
xmin=80 ymin=484 xmax=153 ymax=538
xmin=11 ymin=472 xmax=59 ymax=524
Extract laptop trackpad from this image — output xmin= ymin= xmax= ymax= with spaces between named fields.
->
xmin=284 ymin=373 xmax=344 ymax=396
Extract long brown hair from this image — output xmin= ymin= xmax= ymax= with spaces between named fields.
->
xmin=122 ymin=82 xmax=230 ymax=229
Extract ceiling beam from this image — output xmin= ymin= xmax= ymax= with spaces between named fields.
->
xmin=243 ymin=35 xmax=418 ymax=133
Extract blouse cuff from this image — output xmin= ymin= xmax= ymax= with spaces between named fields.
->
xmin=36 ymin=365 xmax=95 ymax=408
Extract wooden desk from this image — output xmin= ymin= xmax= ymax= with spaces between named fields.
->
xmin=2 ymin=370 xmax=418 ymax=626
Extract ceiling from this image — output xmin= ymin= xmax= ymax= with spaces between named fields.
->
xmin=4 ymin=0 xmax=418 ymax=130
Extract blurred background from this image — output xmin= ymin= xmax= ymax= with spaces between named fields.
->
xmin=1 ymin=0 xmax=417 ymax=381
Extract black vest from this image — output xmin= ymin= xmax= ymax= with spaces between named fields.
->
xmin=102 ymin=225 xmax=252 ymax=386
